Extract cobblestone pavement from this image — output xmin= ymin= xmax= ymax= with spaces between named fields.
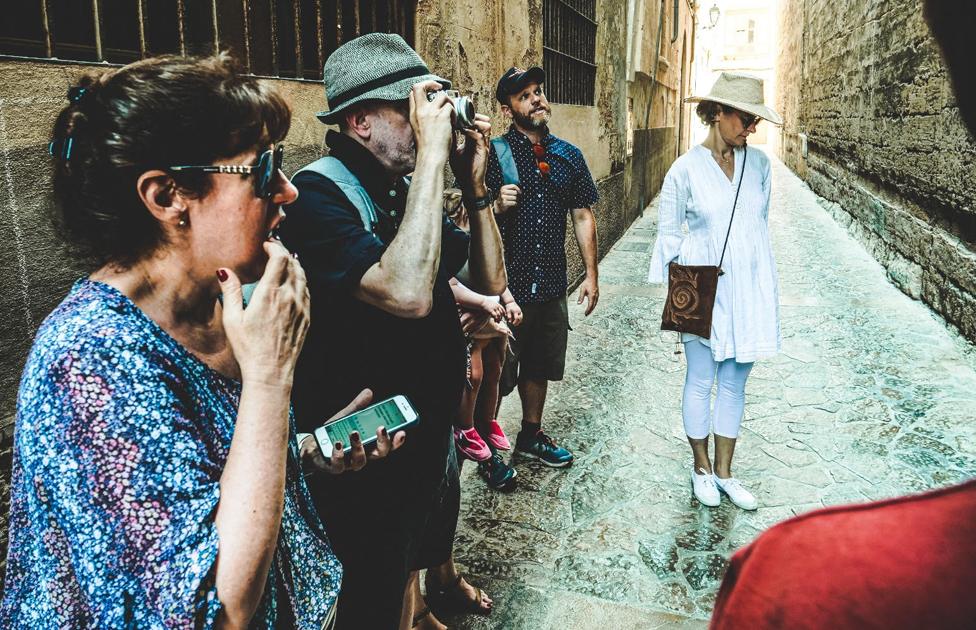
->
xmin=442 ymin=148 xmax=976 ymax=629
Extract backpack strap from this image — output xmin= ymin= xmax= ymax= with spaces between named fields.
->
xmin=240 ymin=156 xmax=380 ymax=306
xmin=295 ymin=156 xmax=378 ymax=233
xmin=491 ymin=136 xmax=520 ymax=187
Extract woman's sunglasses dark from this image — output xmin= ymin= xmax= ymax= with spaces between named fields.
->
xmin=169 ymin=144 xmax=284 ymax=199
xmin=736 ymin=112 xmax=761 ymax=128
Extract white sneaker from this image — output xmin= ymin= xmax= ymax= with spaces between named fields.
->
xmin=715 ymin=476 xmax=758 ymax=510
xmin=691 ymin=467 xmax=720 ymax=507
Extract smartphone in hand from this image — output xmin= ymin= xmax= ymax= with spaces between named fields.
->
xmin=313 ymin=395 xmax=419 ymax=456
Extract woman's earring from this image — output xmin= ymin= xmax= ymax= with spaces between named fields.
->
xmin=178 ymin=215 xmax=187 ymax=227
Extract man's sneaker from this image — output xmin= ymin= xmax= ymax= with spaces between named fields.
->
xmin=477 ymin=453 xmax=517 ymax=490
xmin=454 ymin=427 xmax=491 ymax=462
xmin=715 ymin=476 xmax=758 ymax=510
xmin=691 ymin=467 xmax=721 ymax=507
xmin=484 ymin=419 xmax=511 ymax=451
xmin=515 ymin=429 xmax=574 ymax=467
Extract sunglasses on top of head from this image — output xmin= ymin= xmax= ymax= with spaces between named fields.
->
xmin=169 ymin=144 xmax=285 ymax=199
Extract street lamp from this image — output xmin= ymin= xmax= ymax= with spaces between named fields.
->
xmin=708 ymin=3 xmax=721 ymax=28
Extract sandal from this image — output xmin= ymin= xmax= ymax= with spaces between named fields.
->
xmin=412 ymin=606 xmax=433 ymax=628
xmin=427 ymin=573 xmax=492 ymax=616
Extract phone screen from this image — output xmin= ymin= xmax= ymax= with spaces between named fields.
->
xmin=323 ymin=398 xmax=409 ymax=447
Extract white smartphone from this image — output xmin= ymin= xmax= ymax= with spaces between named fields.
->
xmin=313 ymin=394 xmax=419 ymax=455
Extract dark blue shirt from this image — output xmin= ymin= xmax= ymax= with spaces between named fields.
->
xmin=486 ymin=125 xmax=599 ymax=304
xmin=279 ymin=131 xmax=470 ymax=488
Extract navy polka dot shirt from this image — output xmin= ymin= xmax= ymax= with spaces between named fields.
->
xmin=487 ymin=125 xmax=599 ymax=304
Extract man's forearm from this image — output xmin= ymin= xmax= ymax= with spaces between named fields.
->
xmin=466 ymin=205 xmax=507 ymax=295
xmin=356 ymin=150 xmax=445 ymax=315
xmin=573 ymin=208 xmax=599 ymax=279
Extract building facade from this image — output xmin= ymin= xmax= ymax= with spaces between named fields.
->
xmin=0 ymin=0 xmax=695 ymax=574
xmin=774 ymin=0 xmax=976 ymax=344
xmin=693 ymin=0 xmax=778 ymax=145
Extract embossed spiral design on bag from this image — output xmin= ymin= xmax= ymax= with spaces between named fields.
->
xmin=670 ymin=278 xmax=699 ymax=315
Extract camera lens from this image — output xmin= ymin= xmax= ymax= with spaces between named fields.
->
xmin=455 ymin=96 xmax=476 ymax=129
xmin=425 ymin=90 xmax=477 ymax=130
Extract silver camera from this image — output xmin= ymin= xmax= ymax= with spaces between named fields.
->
xmin=426 ymin=89 xmax=476 ymax=130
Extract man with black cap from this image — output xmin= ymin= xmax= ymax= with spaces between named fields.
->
xmin=481 ymin=66 xmax=600 ymax=480
xmin=279 ymin=33 xmax=505 ymax=628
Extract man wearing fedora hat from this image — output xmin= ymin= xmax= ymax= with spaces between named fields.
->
xmin=279 ymin=33 xmax=505 ymax=628
xmin=482 ymin=66 xmax=600 ymax=477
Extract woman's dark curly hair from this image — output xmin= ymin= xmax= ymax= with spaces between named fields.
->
xmin=50 ymin=53 xmax=291 ymax=266
xmin=695 ymin=100 xmax=735 ymax=127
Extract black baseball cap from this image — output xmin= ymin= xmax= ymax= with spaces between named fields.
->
xmin=495 ymin=66 xmax=546 ymax=104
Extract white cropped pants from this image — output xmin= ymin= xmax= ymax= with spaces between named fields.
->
xmin=682 ymin=340 xmax=754 ymax=439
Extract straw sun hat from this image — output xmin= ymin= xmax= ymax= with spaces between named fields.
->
xmin=316 ymin=33 xmax=451 ymax=125
xmin=685 ymin=71 xmax=782 ymax=125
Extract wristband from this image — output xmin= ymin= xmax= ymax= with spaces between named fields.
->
xmin=462 ymin=194 xmax=492 ymax=211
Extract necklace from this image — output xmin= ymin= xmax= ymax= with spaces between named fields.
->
xmin=712 ymin=149 xmax=732 ymax=164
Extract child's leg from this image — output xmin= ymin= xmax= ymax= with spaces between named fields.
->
xmin=456 ymin=340 xmax=485 ymax=430
xmin=474 ymin=337 xmax=506 ymax=435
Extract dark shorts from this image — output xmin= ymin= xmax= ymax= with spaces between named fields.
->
xmin=500 ymin=296 xmax=569 ymax=396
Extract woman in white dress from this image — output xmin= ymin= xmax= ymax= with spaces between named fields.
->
xmin=648 ymin=72 xmax=782 ymax=510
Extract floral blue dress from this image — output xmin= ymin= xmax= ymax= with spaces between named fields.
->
xmin=0 ymin=279 xmax=342 ymax=628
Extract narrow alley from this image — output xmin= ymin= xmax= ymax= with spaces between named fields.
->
xmin=449 ymin=148 xmax=976 ymax=629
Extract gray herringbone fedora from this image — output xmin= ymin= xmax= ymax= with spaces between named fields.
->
xmin=686 ymin=71 xmax=783 ymax=125
xmin=316 ymin=33 xmax=450 ymax=124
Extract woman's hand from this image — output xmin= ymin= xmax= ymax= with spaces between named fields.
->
xmin=218 ymin=239 xmax=309 ymax=387
xmin=300 ymin=389 xmax=407 ymax=475
xmin=481 ymin=296 xmax=506 ymax=322
xmin=504 ymin=301 xmax=523 ymax=326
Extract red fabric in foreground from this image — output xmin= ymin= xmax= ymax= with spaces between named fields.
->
xmin=710 ymin=479 xmax=976 ymax=630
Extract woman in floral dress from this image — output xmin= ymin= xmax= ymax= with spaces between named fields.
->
xmin=1 ymin=54 xmax=402 ymax=629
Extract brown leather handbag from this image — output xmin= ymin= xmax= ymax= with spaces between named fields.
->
xmin=661 ymin=145 xmax=747 ymax=339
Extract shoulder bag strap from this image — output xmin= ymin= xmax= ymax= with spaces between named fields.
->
xmin=717 ymin=144 xmax=747 ymax=273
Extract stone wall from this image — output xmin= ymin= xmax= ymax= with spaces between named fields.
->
xmin=775 ymin=0 xmax=976 ymax=342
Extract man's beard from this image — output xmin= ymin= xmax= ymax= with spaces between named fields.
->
xmin=374 ymin=134 xmax=416 ymax=175
xmin=513 ymin=106 xmax=551 ymax=130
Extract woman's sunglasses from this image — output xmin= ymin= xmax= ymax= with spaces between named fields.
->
xmin=169 ymin=144 xmax=285 ymax=199
xmin=532 ymin=143 xmax=550 ymax=178
xmin=736 ymin=112 xmax=761 ymax=128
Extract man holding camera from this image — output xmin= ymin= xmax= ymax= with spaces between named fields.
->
xmin=279 ymin=33 xmax=505 ymax=628
xmin=485 ymin=66 xmax=600 ymax=476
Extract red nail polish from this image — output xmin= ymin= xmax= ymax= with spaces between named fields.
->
xmin=216 ymin=269 xmax=228 ymax=281
xmin=335 ymin=442 xmax=342 ymax=450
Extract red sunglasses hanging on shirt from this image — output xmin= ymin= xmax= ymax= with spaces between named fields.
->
xmin=532 ymin=143 xmax=550 ymax=178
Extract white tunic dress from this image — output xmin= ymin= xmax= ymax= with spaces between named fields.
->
xmin=648 ymin=144 xmax=780 ymax=363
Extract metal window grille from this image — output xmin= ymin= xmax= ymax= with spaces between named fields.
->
xmin=542 ymin=0 xmax=596 ymax=106
xmin=0 ymin=0 xmax=415 ymax=82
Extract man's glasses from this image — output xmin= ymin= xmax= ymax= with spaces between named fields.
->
xmin=532 ymin=143 xmax=550 ymax=178
xmin=169 ymin=144 xmax=285 ymax=199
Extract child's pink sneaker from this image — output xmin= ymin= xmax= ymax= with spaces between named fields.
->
xmin=454 ymin=427 xmax=491 ymax=461
xmin=484 ymin=419 xmax=511 ymax=451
